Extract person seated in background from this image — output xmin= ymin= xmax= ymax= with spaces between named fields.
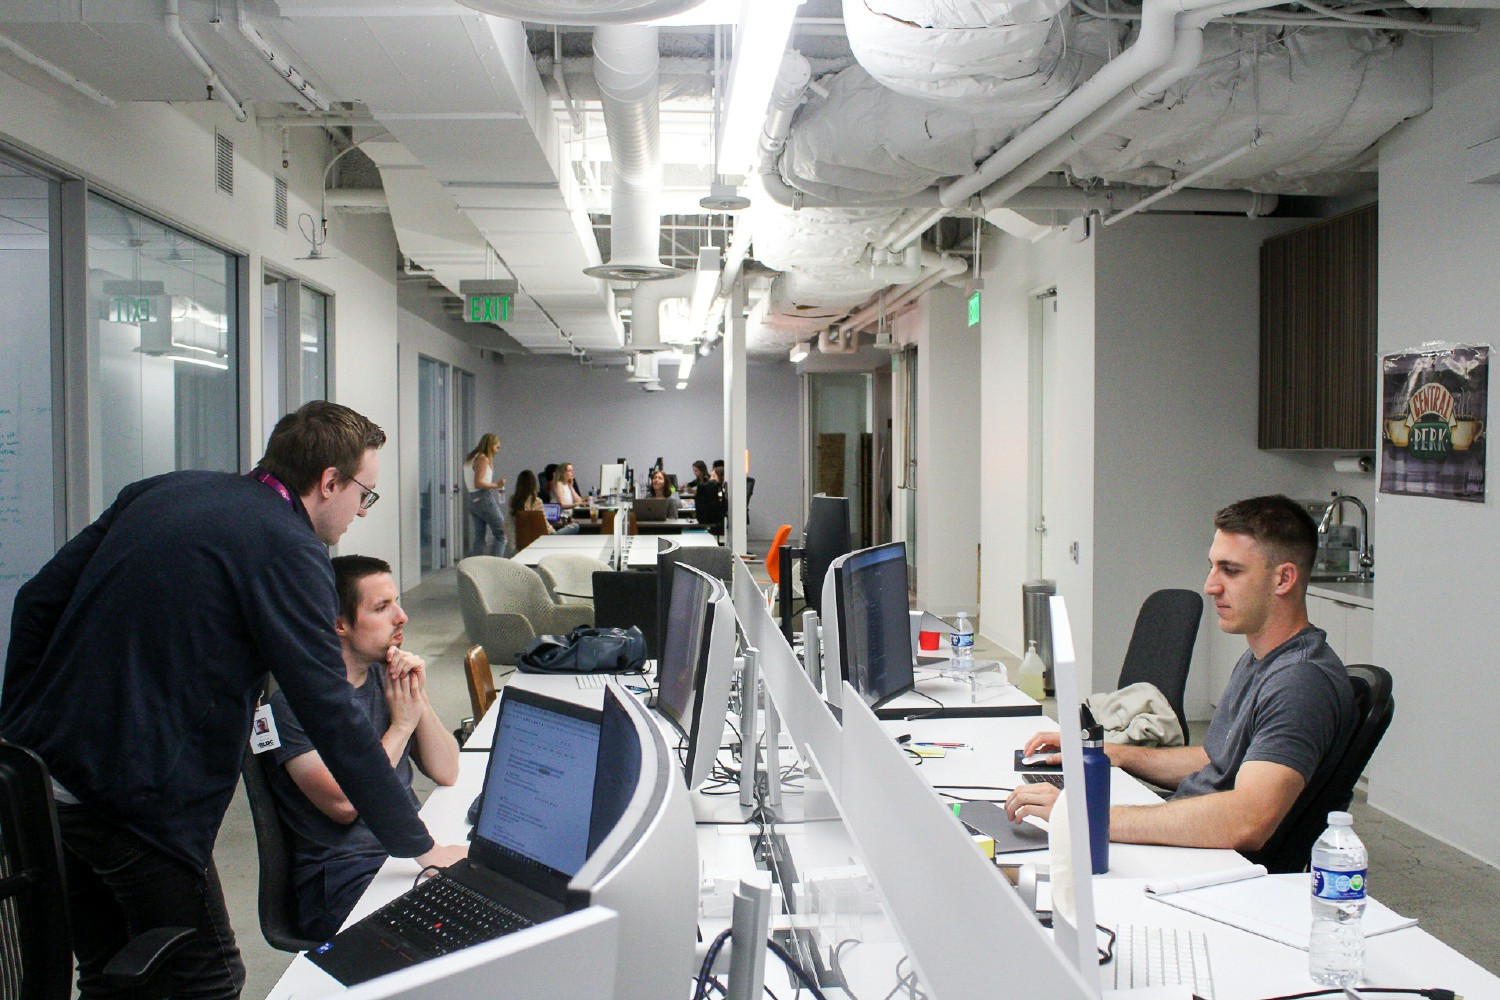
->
xmin=551 ymin=461 xmax=585 ymax=510
xmin=646 ymin=469 xmax=681 ymax=518
xmin=681 ymin=460 xmax=710 ymax=496
xmin=538 ymin=463 xmax=558 ymax=505
xmin=694 ymin=464 xmax=726 ymax=536
xmin=511 ymin=468 xmax=579 ymax=535
xmin=267 ymin=555 xmax=461 ymax=940
xmin=1005 ymin=494 xmax=1357 ymax=855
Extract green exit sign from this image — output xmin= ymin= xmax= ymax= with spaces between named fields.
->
xmin=466 ymin=294 xmax=511 ymax=323
xmin=967 ymin=290 xmax=981 ymax=327
xmin=459 ymin=278 xmax=518 ymax=326
xmin=109 ymin=296 xmax=155 ymax=324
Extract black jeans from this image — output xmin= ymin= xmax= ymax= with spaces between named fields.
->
xmin=56 ymin=802 xmax=245 ymax=1000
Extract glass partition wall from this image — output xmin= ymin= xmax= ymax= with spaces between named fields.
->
xmin=87 ymin=194 xmax=240 ymax=510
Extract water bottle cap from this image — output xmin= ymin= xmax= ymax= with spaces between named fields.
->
xmin=1327 ymin=810 xmax=1353 ymax=826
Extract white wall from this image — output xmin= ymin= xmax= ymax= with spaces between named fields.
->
xmin=911 ymin=285 xmax=982 ymax=617
xmin=1091 ymin=214 xmax=1360 ymax=717
xmin=1370 ymin=19 xmax=1500 ymax=865
xmin=0 ymin=71 xmax=407 ymax=572
xmin=476 ymin=352 xmax=803 ymax=543
xmin=978 ymin=230 xmax=1096 ymax=682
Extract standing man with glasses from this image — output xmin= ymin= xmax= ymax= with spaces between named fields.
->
xmin=1 ymin=400 xmax=466 ymax=1000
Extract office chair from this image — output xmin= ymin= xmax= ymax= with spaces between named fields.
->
xmin=599 ymin=510 xmax=638 ymax=535
xmin=240 ymin=749 xmax=324 ymax=953
xmin=536 ymin=553 xmax=609 ymax=605
xmin=513 ymin=510 xmax=549 ymax=552
xmin=456 ymin=557 xmax=594 ymax=666
xmin=1116 ymin=589 xmax=1203 ymax=746
xmin=464 ymin=644 xmax=498 ymax=721
xmin=1245 ymin=663 xmax=1394 ymax=875
xmin=0 ymin=740 xmax=194 ymax=998
xmin=593 ymin=569 xmax=660 ymax=660
xmin=693 ymin=481 xmax=726 ymax=539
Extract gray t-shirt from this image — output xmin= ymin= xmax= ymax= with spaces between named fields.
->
xmin=1174 ymin=626 xmax=1355 ymax=801
xmin=267 ymin=665 xmax=419 ymax=889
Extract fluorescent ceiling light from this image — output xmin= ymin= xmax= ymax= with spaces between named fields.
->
xmin=983 ymin=207 xmax=1053 ymax=243
xmin=676 ymin=380 xmax=689 ymax=390
xmin=789 ymin=342 xmax=809 ymax=364
xmin=717 ymin=0 xmax=802 ymax=174
xmin=676 ymin=351 xmax=695 ymax=381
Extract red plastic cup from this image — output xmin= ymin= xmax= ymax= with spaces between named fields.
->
xmin=918 ymin=630 xmax=941 ymax=651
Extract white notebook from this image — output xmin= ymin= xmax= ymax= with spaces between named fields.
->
xmin=1146 ymin=871 xmax=1416 ymax=950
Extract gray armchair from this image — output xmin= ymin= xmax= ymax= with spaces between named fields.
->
xmin=456 ymin=556 xmax=594 ymax=666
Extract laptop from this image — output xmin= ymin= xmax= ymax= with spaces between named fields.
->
xmin=307 ymin=688 xmax=603 ymax=985
xmin=632 ymin=497 xmax=672 ymax=522
xmin=542 ymin=501 xmax=564 ymax=524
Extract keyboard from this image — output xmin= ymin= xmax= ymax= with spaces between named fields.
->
xmin=575 ymin=673 xmax=607 ymax=689
xmin=1111 ymin=924 xmax=1215 ymax=999
xmin=375 ymin=875 xmax=532 ymax=956
xmin=1023 ymin=772 xmax=1063 ymax=787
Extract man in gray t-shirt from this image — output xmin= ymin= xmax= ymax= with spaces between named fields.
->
xmin=267 ymin=555 xmax=460 ymax=939
xmin=1007 ymin=495 xmax=1357 ymax=854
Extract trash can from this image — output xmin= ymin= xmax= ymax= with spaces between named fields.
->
xmin=1022 ymin=579 xmax=1057 ymax=695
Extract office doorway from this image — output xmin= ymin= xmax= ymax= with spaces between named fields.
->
xmin=417 ymin=356 xmax=474 ymax=576
xmin=1028 ymin=288 xmax=1059 ymax=580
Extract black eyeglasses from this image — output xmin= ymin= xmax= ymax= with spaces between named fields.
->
xmin=347 ymin=474 xmax=380 ymax=510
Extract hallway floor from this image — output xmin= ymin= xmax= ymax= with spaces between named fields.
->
xmin=216 ymin=567 xmax=1500 ymax=998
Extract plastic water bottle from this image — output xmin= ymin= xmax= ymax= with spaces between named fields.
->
xmin=1018 ymin=641 xmax=1047 ymax=701
xmin=1309 ymin=810 xmax=1367 ymax=986
xmin=949 ymin=612 xmax=974 ymax=670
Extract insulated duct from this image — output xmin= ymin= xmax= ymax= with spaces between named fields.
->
xmin=584 ymin=24 xmax=679 ymax=282
xmin=452 ymin=0 xmax=707 ymax=23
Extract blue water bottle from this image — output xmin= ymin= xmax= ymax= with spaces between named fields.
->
xmin=1080 ymin=705 xmax=1110 ymax=874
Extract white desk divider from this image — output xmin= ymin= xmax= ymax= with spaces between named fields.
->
xmin=1048 ymin=595 xmax=1104 ymax=998
xmin=732 ymin=557 xmax=843 ymax=794
xmin=338 ymin=906 xmax=618 ymax=1000
xmin=838 ymin=683 xmax=1096 ymax=1000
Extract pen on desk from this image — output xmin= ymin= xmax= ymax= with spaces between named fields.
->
xmin=916 ymin=742 xmax=969 ymax=749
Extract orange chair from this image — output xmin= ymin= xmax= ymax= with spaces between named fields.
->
xmin=761 ymin=524 xmax=794 ymax=584
xmin=464 ymin=644 xmax=496 ymax=721
xmin=599 ymin=509 xmax=638 ymax=535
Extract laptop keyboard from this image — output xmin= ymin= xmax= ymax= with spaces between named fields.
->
xmin=375 ymin=875 xmax=533 ymax=956
xmin=575 ymin=673 xmax=607 ymax=689
xmin=1023 ymin=772 xmax=1063 ymax=787
xmin=1111 ymin=924 xmax=1215 ymax=999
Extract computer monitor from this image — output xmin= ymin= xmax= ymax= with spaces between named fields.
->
xmin=611 ymin=503 xmax=628 ymax=569
xmin=569 ymin=683 xmax=698 ymax=998
xmin=832 ymin=542 xmax=915 ymax=711
xmin=802 ymin=494 xmax=851 ymax=615
xmin=654 ymin=564 xmax=738 ymax=789
xmin=599 ymin=462 xmax=625 ymax=496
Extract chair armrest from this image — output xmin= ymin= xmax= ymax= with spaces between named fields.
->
xmin=475 ymin=613 xmax=537 ymax=667
xmin=541 ymin=605 xmax=595 ymax=632
xmin=101 ymin=926 xmax=195 ymax=989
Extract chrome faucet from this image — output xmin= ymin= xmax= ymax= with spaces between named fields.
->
xmin=1318 ymin=495 xmax=1373 ymax=578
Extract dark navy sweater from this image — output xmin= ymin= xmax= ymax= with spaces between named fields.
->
xmin=1 ymin=470 xmax=433 ymax=869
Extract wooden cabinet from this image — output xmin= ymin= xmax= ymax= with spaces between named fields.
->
xmin=1259 ymin=204 xmax=1377 ymax=449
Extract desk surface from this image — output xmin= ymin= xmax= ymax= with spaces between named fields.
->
xmin=511 ymin=532 xmax=718 ymax=567
xmin=268 ymin=674 xmax=1500 ymax=1000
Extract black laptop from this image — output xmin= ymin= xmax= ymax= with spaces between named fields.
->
xmin=307 ymin=687 xmax=604 ymax=985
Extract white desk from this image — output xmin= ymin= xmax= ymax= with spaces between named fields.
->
xmin=511 ymin=531 xmax=719 ymax=568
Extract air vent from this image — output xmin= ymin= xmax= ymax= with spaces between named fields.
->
xmin=214 ymin=130 xmax=233 ymax=196
xmin=274 ymin=176 xmax=288 ymax=229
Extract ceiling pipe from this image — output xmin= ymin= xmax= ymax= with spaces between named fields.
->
xmin=553 ymin=28 xmax=584 ymax=136
xmin=233 ymin=0 xmax=329 ymax=113
xmin=583 ymin=24 xmax=679 ymax=282
xmin=1101 ymin=132 xmax=1267 ymax=226
xmin=624 ymin=270 xmax=698 ymax=353
xmin=879 ymin=0 xmax=1297 ymax=251
xmin=0 ymin=32 xmax=116 ymax=107
xmin=163 ymin=0 xmax=246 ymax=122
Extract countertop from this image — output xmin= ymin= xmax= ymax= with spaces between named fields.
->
xmin=1307 ymin=579 xmax=1375 ymax=609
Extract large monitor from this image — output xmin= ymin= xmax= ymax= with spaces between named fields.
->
xmin=802 ymin=493 xmax=851 ymax=615
xmin=598 ymin=462 xmax=626 ymax=496
xmin=569 ymin=682 xmax=698 ymax=998
xmin=655 ymin=564 xmax=739 ymax=789
xmin=832 ymin=542 xmax=915 ymax=711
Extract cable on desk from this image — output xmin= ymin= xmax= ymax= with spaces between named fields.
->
xmin=766 ymin=938 xmax=830 ymax=999
xmin=692 ymin=929 xmax=733 ymax=1000
xmin=1251 ymin=990 xmax=1460 ymax=1000
xmin=411 ymin=865 xmax=442 ymax=890
xmin=890 ymin=688 xmax=946 ymax=721
xmin=830 ymin=939 xmax=863 ymax=1000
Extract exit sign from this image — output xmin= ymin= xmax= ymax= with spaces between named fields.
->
xmin=466 ymin=294 xmax=511 ymax=323
xmin=967 ymin=290 xmax=981 ymax=327
xmin=109 ymin=296 xmax=156 ymax=324
xmin=459 ymin=278 xmax=518 ymax=326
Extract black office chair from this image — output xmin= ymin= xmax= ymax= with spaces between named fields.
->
xmin=0 ymin=740 xmax=193 ymax=999
xmin=241 ymin=750 xmax=324 ymax=953
xmin=1245 ymin=663 xmax=1394 ymax=875
xmin=693 ymin=481 xmax=726 ymax=538
xmin=1116 ymin=589 xmax=1203 ymax=746
xmin=593 ymin=569 xmax=661 ymax=660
